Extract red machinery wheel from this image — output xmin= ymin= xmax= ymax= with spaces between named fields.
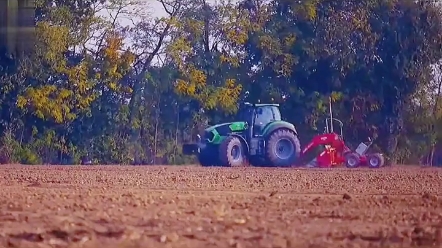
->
xmin=367 ymin=153 xmax=384 ymax=168
xmin=345 ymin=152 xmax=360 ymax=168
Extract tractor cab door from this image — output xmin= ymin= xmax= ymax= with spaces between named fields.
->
xmin=253 ymin=106 xmax=278 ymax=136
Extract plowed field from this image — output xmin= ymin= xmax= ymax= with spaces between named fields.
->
xmin=0 ymin=165 xmax=441 ymax=248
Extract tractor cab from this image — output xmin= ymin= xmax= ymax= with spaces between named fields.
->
xmin=238 ymin=102 xmax=282 ymax=137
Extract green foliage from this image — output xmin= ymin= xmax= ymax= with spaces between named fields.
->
xmin=0 ymin=0 xmax=442 ymax=165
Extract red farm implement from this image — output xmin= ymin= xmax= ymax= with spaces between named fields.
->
xmin=300 ymin=98 xmax=385 ymax=168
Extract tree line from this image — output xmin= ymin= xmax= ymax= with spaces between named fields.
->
xmin=0 ymin=0 xmax=442 ymax=165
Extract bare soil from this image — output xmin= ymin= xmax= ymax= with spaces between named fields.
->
xmin=0 ymin=165 xmax=441 ymax=248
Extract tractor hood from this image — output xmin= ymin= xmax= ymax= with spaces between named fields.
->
xmin=205 ymin=121 xmax=247 ymax=134
xmin=202 ymin=122 xmax=247 ymax=144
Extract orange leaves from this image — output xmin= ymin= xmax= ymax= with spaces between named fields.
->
xmin=103 ymin=34 xmax=123 ymax=62
xmin=99 ymin=32 xmax=135 ymax=93
xmin=102 ymin=33 xmax=135 ymax=75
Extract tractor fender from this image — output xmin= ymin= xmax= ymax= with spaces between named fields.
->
xmin=228 ymin=133 xmax=249 ymax=154
xmin=262 ymin=121 xmax=298 ymax=138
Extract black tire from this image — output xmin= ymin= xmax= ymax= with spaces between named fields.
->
xmin=198 ymin=145 xmax=219 ymax=166
xmin=265 ymin=129 xmax=300 ymax=167
xmin=367 ymin=153 xmax=384 ymax=168
xmin=345 ymin=152 xmax=360 ymax=168
xmin=219 ymin=136 xmax=247 ymax=167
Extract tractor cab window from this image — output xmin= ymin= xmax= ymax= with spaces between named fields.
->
xmin=255 ymin=106 xmax=274 ymax=125
xmin=254 ymin=106 xmax=281 ymax=135
xmin=255 ymin=106 xmax=281 ymax=123
xmin=253 ymin=106 xmax=281 ymax=135
xmin=270 ymin=106 xmax=282 ymax=121
xmin=237 ymin=105 xmax=281 ymax=129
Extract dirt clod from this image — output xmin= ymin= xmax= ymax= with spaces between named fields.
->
xmin=342 ymin=193 xmax=352 ymax=200
xmin=269 ymin=191 xmax=277 ymax=197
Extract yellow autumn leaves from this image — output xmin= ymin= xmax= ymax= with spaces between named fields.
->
xmin=175 ymin=66 xmax=242 ymax=114
xmin=16 ymin=22 xmax=135 ymax=124
xmin=169 ymin=4 xmax=246 ymax=114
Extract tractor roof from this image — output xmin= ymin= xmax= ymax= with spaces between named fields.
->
xmin=244 ymin=102 xmax=280 ymax=107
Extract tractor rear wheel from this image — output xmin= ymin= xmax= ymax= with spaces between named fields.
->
xmin=345 ymin=152 xmax=360 ymax=168
xmin=367 ymin=153 xmax=384 ymax=168
xmin=265 ymin=129 xmax=300 ymax=167
xmin=219 ymin=136 xmax=246 ymax=167
xmin=198 ymin=145 xmax=219 ymax=166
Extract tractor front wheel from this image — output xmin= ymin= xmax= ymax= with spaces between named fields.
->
xmin=265 ymin=129 xmax=300 ymax=167
xmin=219 ymin=136 xmax=247 ymax=167
xmin=367 ymin=153 xmax=384 ymax=168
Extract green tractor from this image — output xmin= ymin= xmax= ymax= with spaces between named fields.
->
xmin=182 ymin=102 xmax=301 ymax=167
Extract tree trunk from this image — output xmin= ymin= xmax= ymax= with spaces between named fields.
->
xmin=430 ymin=67 xmax=442 ymax=167
xmin=174 ymin=104 xmax=179 ymax=157
xmin=429 ymin=146 xmax=435 ymax=166
xmin=383 ymin=104 xmax=405 ymax=166
xmin=154 ymin=115 xmax=158 ymax=165
xmin=153 ymin=94 xmax=161 ymax=165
